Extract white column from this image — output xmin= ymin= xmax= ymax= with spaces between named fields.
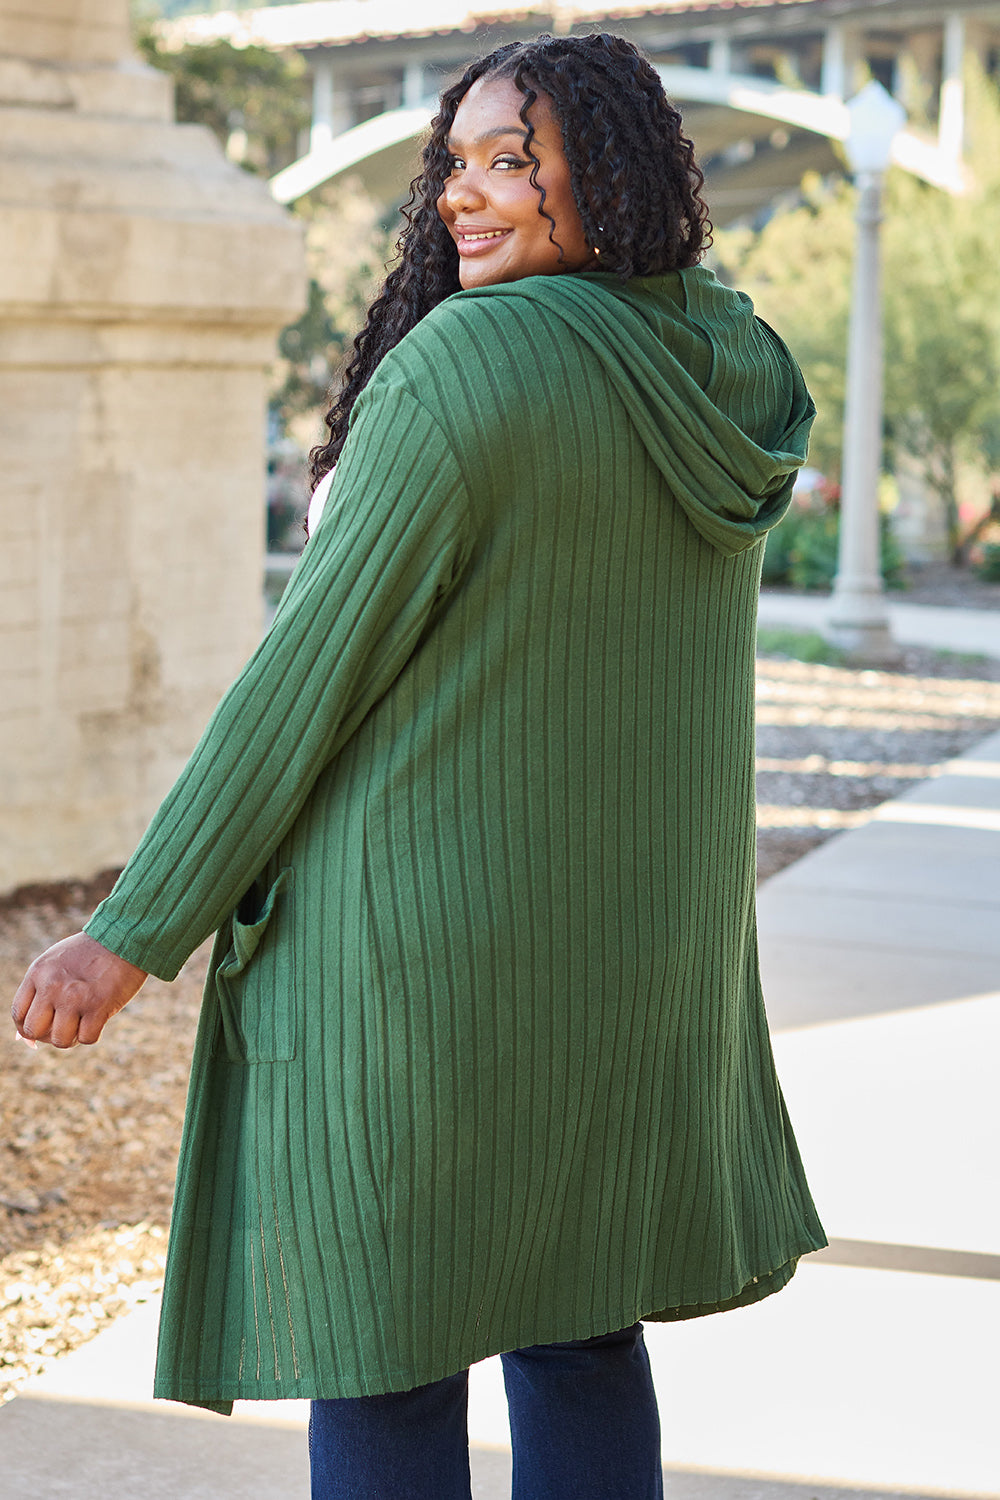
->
xmin=828 ymin=172 xmax=895 ymax=664
xmin=709 ymin=35 xmax=731 ymax=77
xmin=311 ymin=54 xmax=335 ymax=152
xmin=939 ymin=12 xmax=966 ymax=167
xmin=403 ymin=58 xmax=425 ymax=109
xmin=822 ymin=22 xmax=846 ymax=98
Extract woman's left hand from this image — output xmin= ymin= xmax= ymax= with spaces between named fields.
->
xmin=11 ymin=934 xmax=148 ymax=1050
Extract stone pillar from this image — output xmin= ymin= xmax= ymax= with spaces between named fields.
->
xmin=891 ymin=449 xmax=950 ymax=565
xmin=0 ymin=0 xmax=306 ymax=892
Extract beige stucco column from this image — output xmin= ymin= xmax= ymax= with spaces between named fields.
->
xmin=0 ymin=0 xmax=306 ymax=891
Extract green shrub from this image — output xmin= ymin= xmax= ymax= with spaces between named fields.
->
xmin=788 ymin=509 xmax=838 ymax=591
xmin=755 ymin=628 xmax=845 ymax=664
xmin=976 ymin=543 xmax=1000 ymax=581
xmin=763 ymin=505 xmax=905 ymax=591
xmin=760 ymin=518 xmax=796 ymax=584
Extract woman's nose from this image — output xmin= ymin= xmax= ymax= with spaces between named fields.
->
xmin=442 ymin=169 xmax=486 ymax=214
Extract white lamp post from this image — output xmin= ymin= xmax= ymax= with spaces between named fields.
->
xmin=827 ymin=81 xmax=907 ymax=663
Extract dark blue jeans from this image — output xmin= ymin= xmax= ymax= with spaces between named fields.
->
xmin=309 ymin=1323 xmax=663 ymax=1499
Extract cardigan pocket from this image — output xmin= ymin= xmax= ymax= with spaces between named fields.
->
xmin=215 ymin=867 xmax=297 ymax=1063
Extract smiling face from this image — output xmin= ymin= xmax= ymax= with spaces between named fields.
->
xmin=436 ymin=74 xmax=596 ymax=290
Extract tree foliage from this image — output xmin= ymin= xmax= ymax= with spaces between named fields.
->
xmin=132 ymin=17 xmax=398 ymax=461
xmin=270 ymin=182 xmax=396 ymax=448
xmin=135 ymin=26 xmax=310 ymax=176
xmin=712 ymin=173 xmax=854 ymax=482
xmin=713 ymin=66 xmax=1000 ymax=559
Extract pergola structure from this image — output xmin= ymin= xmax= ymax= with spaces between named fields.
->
xmin=160 ymin=0 xmax=1000 ymax=219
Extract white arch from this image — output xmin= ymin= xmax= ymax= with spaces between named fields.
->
xmin=270 ymin=105 xmax=433 ymax=203
xmin=269 ymin=65 xmax=967 ymax=204
xmin=656 ymin=66 xmax=966 ymax=194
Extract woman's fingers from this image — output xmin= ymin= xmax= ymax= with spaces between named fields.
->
xmin=13 ymin=972 xmax=70 ymax=1044
xmin=11 ymin=972 xmax=42 ymax=1042
xmin=49 ymin=997 xmax=85 ymax=1050
xmin=11 ymin=934 xmax=148 ymax=1050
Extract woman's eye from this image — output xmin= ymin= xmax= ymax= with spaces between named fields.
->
xmin=447 ymin=155 xmax=466 ymax=173
xmin=494 ymin=155 xmax=528 ymax=170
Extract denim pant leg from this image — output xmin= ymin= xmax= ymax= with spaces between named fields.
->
xmin=501 ymin=1324 xmax=664 ymax=1500
xmin=309 ymin=1369 xmax=472 ymax=1500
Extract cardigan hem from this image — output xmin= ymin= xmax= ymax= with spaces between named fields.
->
xmin=152 ymin=1244 xmax=824 ymax=1413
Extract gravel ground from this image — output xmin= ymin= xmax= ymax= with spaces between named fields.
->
xmin=877 ymin=560 xmax=1000 ymax=610
xmin=1 ymin=877 xmax=207 ymax=1406
xmin=754 ymin=644 xmax=1000 ymax=878
xmin=3 ymin=640 xmax=1000 ymax=1407
xmin=762 ymin=561 xmax=1000 ymax=612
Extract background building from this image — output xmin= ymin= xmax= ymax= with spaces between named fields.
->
xmin=159 ymin=0 xmax=1000 ymax=218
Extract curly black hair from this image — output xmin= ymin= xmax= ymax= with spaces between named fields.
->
xmin=309 ymin=32 xmax=712 ymax=484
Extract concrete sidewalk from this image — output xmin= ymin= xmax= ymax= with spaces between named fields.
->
xmin=757 ymin=588 xmax=1000 ymax=661
xmin=3 ymin=604 xmax=999 ymax=1499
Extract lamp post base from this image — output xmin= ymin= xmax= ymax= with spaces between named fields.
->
xmin=827 ymin=587 xmax=901 ymax=666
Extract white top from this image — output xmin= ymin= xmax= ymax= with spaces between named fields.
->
xmin=306 ymin=466 xmax=336 ymax=538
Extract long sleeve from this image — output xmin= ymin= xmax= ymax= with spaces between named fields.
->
xmin=85 ymin=386 xmax=471 ymax=979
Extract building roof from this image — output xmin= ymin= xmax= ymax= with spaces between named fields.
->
xmin=158 ymin=0 xmax=839 ymax=52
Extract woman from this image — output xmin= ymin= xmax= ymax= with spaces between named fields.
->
xmin=12 ymin=33 xmax=825 ymax=1500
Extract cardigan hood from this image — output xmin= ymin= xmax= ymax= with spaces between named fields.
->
xmin=455 ymin=267 xmax=816 ymax=557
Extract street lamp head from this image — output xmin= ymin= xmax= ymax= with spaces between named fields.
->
xmin=845 ymin=80 xmax=907 ymax=174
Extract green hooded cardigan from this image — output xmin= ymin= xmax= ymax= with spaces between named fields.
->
xmin=86 ymin=267 xmax=825 ymax=1412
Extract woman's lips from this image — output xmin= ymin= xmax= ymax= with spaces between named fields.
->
xmin=455 ymin=228 xmax=513 ymax=256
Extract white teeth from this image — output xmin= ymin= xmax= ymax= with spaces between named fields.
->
xmin=463 ymin=230 xmax=508 ymax=241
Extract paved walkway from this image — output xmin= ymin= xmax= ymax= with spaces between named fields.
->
xmin=3 ymin=598 xmax=999 ymax=1499
xmin=757 ymin=588 xmax=1000 ymax=661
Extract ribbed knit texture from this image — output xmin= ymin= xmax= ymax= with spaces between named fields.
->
xmin=86 ymin=267 xmax=824 ymax=1412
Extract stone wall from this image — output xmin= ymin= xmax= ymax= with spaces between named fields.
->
xmin=0 ymin=0 xmax=306 ymax=892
